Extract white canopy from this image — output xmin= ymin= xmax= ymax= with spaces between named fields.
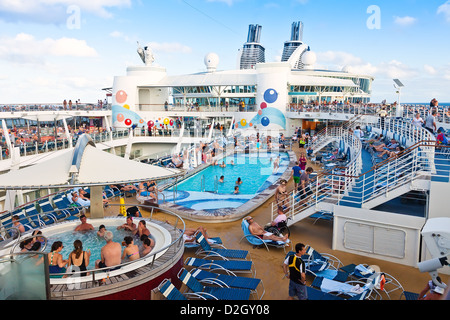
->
xmin=0 ymin=135 xmax=182 ymax=190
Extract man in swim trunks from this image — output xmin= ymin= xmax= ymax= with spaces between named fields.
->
xmin=95 ymin=231 xmax=122 ymax=270
xmin=245 ymin=216 xmax=288 ymax=242
xmin=117 ymin=216 xmax=137 ymax=232
xmin=74 ymin=214 xmax=94 ymax=232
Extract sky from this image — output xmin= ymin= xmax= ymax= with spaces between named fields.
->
xmin=0 ymin=0 xmax=449 ymax=104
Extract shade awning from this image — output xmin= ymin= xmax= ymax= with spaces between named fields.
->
xmin=0 ymin=135 xmax=182 ymax=190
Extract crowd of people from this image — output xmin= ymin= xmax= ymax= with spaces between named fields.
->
xmin=18 ymin=214 xmax=156 ymax=278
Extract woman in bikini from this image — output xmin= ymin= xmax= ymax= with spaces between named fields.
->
xmin=48 ymin=241 xmax=68 ymax=278
xmin=68 ymin=240 xmax=91 ymax=276
xmin=122 ymin=236 xmax=140 ymax=261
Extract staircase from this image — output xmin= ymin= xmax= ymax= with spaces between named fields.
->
xmin=271 ymin=115 xmax=450 ymax=226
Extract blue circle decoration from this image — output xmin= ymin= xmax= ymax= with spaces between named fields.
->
xmin=261 ymin=116 xmax=270 ymax=127
xmin=264 ymin=89 xmax=278 ymax=104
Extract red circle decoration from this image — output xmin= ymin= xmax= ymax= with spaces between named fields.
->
xmin=170 ymin=119 xmax=174 ymax=126
xmin=148 ymin=120 xmax=154 ymax=127
xmin=125 ymin=119 xmax=132 ymax=126
xmin=116 ymin=90 xmax=128 ymax=104
xmin=260 ymin=102 xmax=268 ymax=109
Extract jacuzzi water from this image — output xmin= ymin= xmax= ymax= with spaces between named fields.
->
xmin=46 ymin=228 xmax=154 ymax=269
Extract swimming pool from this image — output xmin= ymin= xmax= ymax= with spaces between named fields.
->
xmin=166 ymin=152 xmax=290 ymax=210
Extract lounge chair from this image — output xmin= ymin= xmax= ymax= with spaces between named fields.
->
xmin=184 ymin=257 xmax=255 ymax=278
xmin=284 ymin=251 xmax=348 ymax=282
xmin=194 ymin=232 xmax=249 ymax=260
xmin=51 ymin=194 xmax=82 ymax=220
xmin=400 ymin=291 xmax=419 ymax=300
xmin=310 ymin=276 xmax=376 ymax=300
xmin=0 ymin=208 xmax=33 ymax=239
xmin=156 ymin=278 xmax=209 ymax=300
xmin=184 ymin=236 xmax=223 ymax=249
xmin=339 ymin=263 xmax=404 ymax=300
xmin=239 ymin=218 xmax=291 ymax=253
xmin=189 ymin=267 xmax=265 ymax=300
xmin=177 ymin=268 xmax=251 ymax=300
xmin=23 ymin=203 xmax=56 ymax=228
xmin=301 ymin=246 xmax=343 ymax=272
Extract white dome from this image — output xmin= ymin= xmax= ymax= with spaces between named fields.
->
xmin=302 ymin=50 xmax=317 ymax=66
xmin=204 ymin=53 xmax=219 ymax=71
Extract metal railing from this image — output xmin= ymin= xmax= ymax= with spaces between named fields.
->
xmin=271 ymin=116 xmax=449 ymax=225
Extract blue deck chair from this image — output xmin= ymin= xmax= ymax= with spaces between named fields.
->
xmin=310 ymin=276 xmax=371 ymax=300
xmin=184 ymin=236 xmax=223 ymax=249
xmin=239 ymin=218 xmax=291 ymax=253
xmin=400 ymin=291 xmax=419 ymax=300
xmin=177 ymin=268 xmax=251 ymax=300
xmin=301 ymin=246 xmax=343 ymax=272
xmin=51 ymin=194 xmax=81 ymax=220
xmin=284 ymin=251 xmax=348 ymax=282
xmin=104 ymin=185 xmax=121 ymax=199
xmin=23 ymin=203 xmax=56 ymax=228
xmin=195 ymin=232 xmax=249 ymax=260
xmin=1 ymin=208 xmax=33 ymax=239
xmin=339 ymin=264 xmax=403 ymax=300
xmin=184 ymin=257 xmax=255 ymax=278
xmin=157 ymin=278 xmax=210 ymax=300
xmin=190 ymin=268 xmax=265 ymax=300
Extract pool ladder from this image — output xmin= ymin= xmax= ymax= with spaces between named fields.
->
xmin=200 ymin=175 xmax=219 ymax=194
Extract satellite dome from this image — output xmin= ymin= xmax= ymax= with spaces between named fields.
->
xmin=205 ymin=52 xmax=219 ymax=72
xmin=302 ymin=50 xmax=317 ymax=66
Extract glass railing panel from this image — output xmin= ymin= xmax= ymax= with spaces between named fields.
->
xmin=0 ymin=252 xmax=49 ymax=300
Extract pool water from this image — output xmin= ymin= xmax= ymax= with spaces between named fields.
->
xmin=46 ymin=228 xmax=151 ymax=270
xmin=174 ymin=152 xmax=289 ymax=195
xmin=165 ymin=152 xmax=290 ymax=211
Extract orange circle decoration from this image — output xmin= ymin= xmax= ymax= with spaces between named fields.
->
xmin=116 ymin=113 xmax=124 ymax=122
xmin=139 ymin=119 xmax=144 ymax=124
xmin=249 ymin=123 xmax=253 ymax=127
xmin=116 ymin=90 xmax=128 ymax=104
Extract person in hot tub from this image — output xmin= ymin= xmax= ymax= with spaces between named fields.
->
xmin=95 ymin=231 xmax=121 ymax=270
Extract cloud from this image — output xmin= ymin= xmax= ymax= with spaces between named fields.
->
xmin=424 ymin=64 xmax=437 ymax=75
xmin=147 ymin=42 xmax=192 ymax=54
xmin=394 ymin=16 xmax=417 ymax=26
xmin=315 ymin=50 xmax=418 ymax=79
xmin=0 ymin=33 xmax=98 ymax=64
xmin=206 ymin=0 xmax=234 ymax=5
xmin=0 ymin=0 xmax=132 ymax=23
xmin=437 ymin=1 xmax=450 ymax=22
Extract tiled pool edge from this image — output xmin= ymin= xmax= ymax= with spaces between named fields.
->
xmin=159 ymin=149 xmax=296 ymax=223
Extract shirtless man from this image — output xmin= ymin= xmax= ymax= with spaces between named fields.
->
xmin=117 ymin=216 xmax=136 ymax=233
xmin=245 ymin=216 xmax=288 ymax=242
xmin=95 ymin=231 xmax=122 ymax=269
xmin=74 ymin=214 xmax=94 ymax=232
